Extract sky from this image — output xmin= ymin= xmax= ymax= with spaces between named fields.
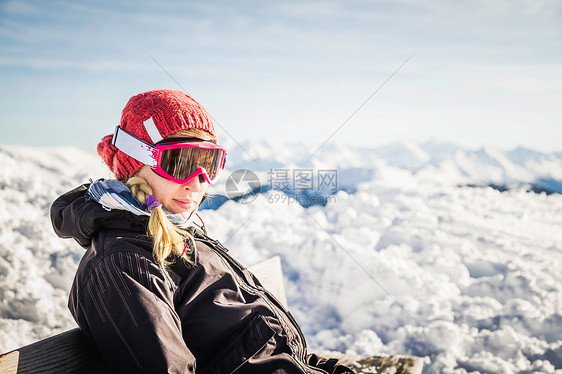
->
xmin=0 ymin=0 xmax=561 ymax=153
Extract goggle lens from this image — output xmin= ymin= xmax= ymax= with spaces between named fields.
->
xmin=159 ymin=147 xmax=223 ymax=182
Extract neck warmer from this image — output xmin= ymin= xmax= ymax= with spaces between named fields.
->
xmin=87 ymin=180 xmax=197 ymax=229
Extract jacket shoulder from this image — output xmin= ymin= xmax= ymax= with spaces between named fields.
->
xmin=51 ymin=183 xmax=149 ymax=248
xmin=72 ymin=231 xmax=174 ymax=305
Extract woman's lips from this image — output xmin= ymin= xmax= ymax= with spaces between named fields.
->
xmin=173 ymin=198 xmax=197 ymax=210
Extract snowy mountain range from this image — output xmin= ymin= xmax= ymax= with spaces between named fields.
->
xmin=1 ymin=141 xmax=561 ymax=374
xmin=206 ymin=140 xmax=562 ymax=207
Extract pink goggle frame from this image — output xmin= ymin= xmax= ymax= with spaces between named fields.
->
xmin=112 ymin=124 xmax=227 ymax=185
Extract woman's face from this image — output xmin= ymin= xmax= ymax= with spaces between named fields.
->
xmin=136 ymin=165 xmax=209 ymax=218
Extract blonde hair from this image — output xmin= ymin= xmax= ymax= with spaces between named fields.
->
xmin=126 ymin=128 xmax=216 ymax=266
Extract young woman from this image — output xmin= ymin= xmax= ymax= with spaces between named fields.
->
xmin=51 ymin=89 xmax=354 ymax=373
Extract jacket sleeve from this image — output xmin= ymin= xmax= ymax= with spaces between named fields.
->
xmin=306 ymin=353 xmax=356 ymax=374
xmin=75 ymin=250 xmax=195 ymax=373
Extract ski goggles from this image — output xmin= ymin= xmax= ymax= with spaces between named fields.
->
xmin=112 ymin=122 xmax=227 ymax=185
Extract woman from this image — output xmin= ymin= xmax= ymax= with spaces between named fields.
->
xmin=51 ymin=89 xmax=354 ymax=373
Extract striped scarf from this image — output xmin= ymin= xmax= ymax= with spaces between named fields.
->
xmin=87 ymin=179 xmax=197 ymax=229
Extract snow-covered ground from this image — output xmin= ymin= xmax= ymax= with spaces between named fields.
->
xmin=0 ymin=141 xmax=561 ymax=374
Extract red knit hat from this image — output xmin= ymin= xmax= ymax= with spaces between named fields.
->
xmin=98 ymin=89 xmax=217 ymax=180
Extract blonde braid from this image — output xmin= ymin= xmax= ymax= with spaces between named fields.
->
xmin=126 ymin=176 xmax=196 ymax=267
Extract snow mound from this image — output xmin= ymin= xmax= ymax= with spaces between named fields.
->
xmin=1 ymin=141 xmax=561 ymax=374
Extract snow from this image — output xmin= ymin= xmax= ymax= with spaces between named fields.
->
xmin=1 ymin=141 xmax=561 ymax=374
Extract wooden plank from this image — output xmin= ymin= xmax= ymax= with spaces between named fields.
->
xmin=0 ymin=329 xmax=110 ymax=374
xmin=0 ymin=351 xmax=19 ymax=374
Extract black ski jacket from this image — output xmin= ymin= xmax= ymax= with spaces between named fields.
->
xmin=51 ymin=184 xmax=353 ymax=374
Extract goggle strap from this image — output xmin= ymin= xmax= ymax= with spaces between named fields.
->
xmin=143 ymin=117 xmax=163 ymax=143
xmin=112 ymin=126 xmax=157 ymax=167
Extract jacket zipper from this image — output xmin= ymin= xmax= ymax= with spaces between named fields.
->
xmin=198 ymin=236 xmax=316 ymax=373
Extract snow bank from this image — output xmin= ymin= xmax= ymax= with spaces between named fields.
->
xmin=1 ymin=142 xmax=561 ymax=374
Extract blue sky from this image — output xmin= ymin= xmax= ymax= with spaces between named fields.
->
xmin=1 ymin=0 xmax=561 ymax=153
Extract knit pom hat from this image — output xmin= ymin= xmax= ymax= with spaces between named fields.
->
xmin=98 ymin=89 xmax=216 ymax=180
